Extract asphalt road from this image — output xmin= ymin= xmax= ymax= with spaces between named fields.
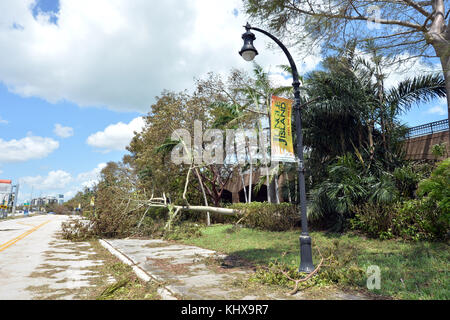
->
xmin=0 ymin=214 xmax=70 ymax=299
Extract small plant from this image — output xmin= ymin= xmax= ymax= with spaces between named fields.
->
xmin=431 ymin=143 xmax=448 ymax=159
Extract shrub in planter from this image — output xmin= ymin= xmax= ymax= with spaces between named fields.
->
xmin=229 ymin=202 xmax=300 ymax=231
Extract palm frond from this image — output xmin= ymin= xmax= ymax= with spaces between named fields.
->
xmin=386 ymin=74 xmax=446 ymax=113
xmin=155 ymin=138 xmax=182 ymax=155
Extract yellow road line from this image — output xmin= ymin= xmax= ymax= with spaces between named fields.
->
xmin=0 ymin=220 xmax=51 ymax=252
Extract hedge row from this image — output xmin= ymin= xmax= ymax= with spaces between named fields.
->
xmin=229 ymin=202 xmax=300 ymax=231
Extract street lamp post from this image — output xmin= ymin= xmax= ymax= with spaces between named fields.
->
xmin=239 ymin=23 xmax=314 ymax=273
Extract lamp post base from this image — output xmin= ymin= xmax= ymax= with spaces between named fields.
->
xmin=299 ymin=235 xmax=314 ymax=273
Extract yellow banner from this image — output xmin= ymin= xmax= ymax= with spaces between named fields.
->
xmin=270 ymin=95 xmax=296 ymax=162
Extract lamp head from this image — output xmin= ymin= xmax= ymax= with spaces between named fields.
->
xmin=239 ymin=23 xmax=258 ymax=61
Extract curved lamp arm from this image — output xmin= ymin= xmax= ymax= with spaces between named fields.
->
xmin=246 ymin=24 xmax=300 ymax=88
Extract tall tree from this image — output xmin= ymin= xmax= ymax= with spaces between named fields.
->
xmin=243 ymin=0 xmax=450 ymax=137
xmin=303 ymin=47 xmax=446 ymax=184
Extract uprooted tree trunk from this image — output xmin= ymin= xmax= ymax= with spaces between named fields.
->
xmin=135 ymin=198 xmax=238 ymax=232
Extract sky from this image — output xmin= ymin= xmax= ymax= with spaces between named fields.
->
xmin=0 ymin=0 xmax=447 ymax=204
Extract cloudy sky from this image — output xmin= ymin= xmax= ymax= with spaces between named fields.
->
xmin=0 ymin=0 xmax=446 ymax=204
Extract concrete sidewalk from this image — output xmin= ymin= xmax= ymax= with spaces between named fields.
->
xmin=101 ymin=238 xmax=370 ymax=300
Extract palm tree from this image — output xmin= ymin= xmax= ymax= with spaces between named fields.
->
xmin=302 ymin=43 xmax=446 ymax=183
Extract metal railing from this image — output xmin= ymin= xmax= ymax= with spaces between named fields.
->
xmin=406 ymin=119 xmax=449 ymax=138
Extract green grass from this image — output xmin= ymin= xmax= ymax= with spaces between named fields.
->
xmin=180 ymin=224 xmax=450 ymax=300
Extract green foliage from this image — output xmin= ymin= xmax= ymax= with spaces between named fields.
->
xmin=431 ymin=143 xmax=448 ymax=159
xmin=183 ymin=224 xmax=450 ymax=299
xmin=351 ymin=203 xmax=398 ymax=239
xmin=65 ymin=187 xmax=96 ymax=212
xmin=250 ymin=241 xmax=365 ymax=289
xmin=386 ymin=74 xmax=447 ymax=113
xmin=395 ymin=199 xmax=447 ymax=241
xmin=352 ymin=159 xmax=450 ymax=240
xmin=352 ymin=199 xmax=448 ymax=241
xmin=309 ymin=153 xmax=398 ymax=231
xmin=418 ymin=158 xmax=450 ymax=213
xmin=163 ymin=222 xmax=203 ymax=240
xmin=229 ymin=202 xmax=299 ymax=231
xmin=392 ymin=164 xmax=422 ymax=198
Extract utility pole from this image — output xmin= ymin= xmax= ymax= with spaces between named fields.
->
xmin=30 ymin=186 xmax=33 ymax=214
xmin=11 ymin=183 xmax=19 ymax=215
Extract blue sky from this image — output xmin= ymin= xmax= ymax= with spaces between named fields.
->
xmin=0 ymin=82 xmax=142 ymax=202
xmin=0 ymin=0 xmax=447 ymax=204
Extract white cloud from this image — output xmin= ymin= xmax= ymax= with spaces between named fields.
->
xmin=20 ymin=170 xmax=73 ymax=190
xmin=86 ymin=117 xmax=145 ymax=152
xmin=63 ymin=189 xmax=76 ymax=201
xmin=0 ymin=116 xmax=8 ymax=124
xmin=54 ymin=123 xmax=74 ymax=138
xmin=374 ymin=54 xmax=441 ymax=90
xmin=0 ymin=0 xmax=321 ymax=112
xmin=427 ymin=105 xmax=446 ymax=116
xmin=426 ymin=98 xmax=447 ymax=116
xmin=0 ymin=135 xmax=59 ymax=163
xmin=76 ymin=162 xmax=107 ymax=188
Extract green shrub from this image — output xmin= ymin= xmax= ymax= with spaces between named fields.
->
xmin=229 ymin=202 xmax=299 ymax=231
xmin=418 ymin=158 xmax=450 ymax=214
xmin=393 ymin=164 xmax=421 ymax=198
xmin=148 ymin=207 xmax=169 ymax=220
xmin=163 ymin=222 xmax=203 ymax=240
xmin=393 ymin=198 xmax=446 ymax=241
xmin=431 ymin=143 xmax=448 ymax=159
xmin=136 ymin=217 xmax=166 ymax=238
xmin=352 ymin=193 xmax=448 ymax=241
xmin=350 ymin=159 xmax=449 ymax=241
xmin=308 ymin=153 xmax=399 ymax=232
xmin=351 ymin=203 xmax=397 ymax=239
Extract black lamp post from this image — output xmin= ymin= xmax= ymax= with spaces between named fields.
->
xmin=239 ymin=23 xmax=314 ymax=273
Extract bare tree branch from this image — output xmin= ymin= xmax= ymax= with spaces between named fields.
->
xmin=401 ymin=0 xmax=432 ymax=17
xmin=285 ymin=1 xmax=423 ymax=30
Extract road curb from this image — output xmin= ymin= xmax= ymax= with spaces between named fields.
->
xmin=98 ymin=239 xmax=177 ymax=300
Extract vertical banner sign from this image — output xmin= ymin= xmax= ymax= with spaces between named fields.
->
xmin=270 ymin=95 xmax=296 ymax=162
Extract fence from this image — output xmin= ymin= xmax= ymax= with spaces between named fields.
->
xmin=406 ymin=119 xmax=449 ymax=138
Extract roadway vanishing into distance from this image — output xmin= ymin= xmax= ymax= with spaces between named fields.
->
xmin=0 ymin=214 xmax=76 ymax=299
